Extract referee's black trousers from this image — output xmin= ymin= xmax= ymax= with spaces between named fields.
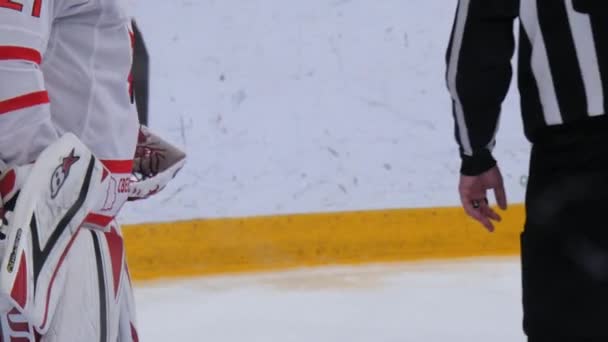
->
xmin=523 ymin=122 xmax=608 ymax=341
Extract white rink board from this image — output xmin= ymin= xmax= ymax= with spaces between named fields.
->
xmin=135 ymin=258 xmax=525 ymax=341
xmin=122 ymin=0 xmax=530 ymax=223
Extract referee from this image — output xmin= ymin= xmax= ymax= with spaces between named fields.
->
xmin=446 ymin=1 xmax=608 ymax=340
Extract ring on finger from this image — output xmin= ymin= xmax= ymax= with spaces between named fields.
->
xmin=471 ymin=198 xmax=487 ymax=209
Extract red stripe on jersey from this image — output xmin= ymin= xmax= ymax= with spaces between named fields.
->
xmin=31 ymin=0 xmax=42 ymax=17
xmin=0 ymin=91 xmax=49 ymax=115
xmin=0 ymin=46 xmax=42 ymax=64
xmin=101 ymin=159 xmax=134 ymax=174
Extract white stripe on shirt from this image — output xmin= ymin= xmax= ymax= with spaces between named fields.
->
xmin=520 ymin=0 xmax=564 ymax=125
xmin=447 ymin=0 xmax=474 ymax=156
xmin=565 ymin=0 xmax=604 ymax=116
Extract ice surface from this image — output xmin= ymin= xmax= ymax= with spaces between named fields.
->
xmin=136 ymin=258 xmax=525 ymax=341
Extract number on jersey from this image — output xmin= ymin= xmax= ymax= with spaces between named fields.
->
xmin=0 ymin=0 xmax=42 ymax=17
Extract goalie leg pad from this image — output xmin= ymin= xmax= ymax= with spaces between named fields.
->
xmin=0 ymin=132 xmax=111 ymax=329
xmin=115 ymin=221 xmax=139 ymax=342
xmin=0 ymin=222 xmax=129 ymax=341
xmin=39 ymin=227 xmax=124 ymax=341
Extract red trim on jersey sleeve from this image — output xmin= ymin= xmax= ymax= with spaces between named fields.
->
xmin=0 ymin=46 xmax=42 ymax=65
xmin=101 ymin=159 xmax=134 ymax=174
xmin=0 ymin=91 xmax=49 ymax=115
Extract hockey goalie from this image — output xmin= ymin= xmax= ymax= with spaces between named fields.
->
xmin=0 ymin=0 xmax=186 ymax=340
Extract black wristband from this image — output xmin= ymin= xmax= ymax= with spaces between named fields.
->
xmin=460 ymin=150 xmax=496 ymax=176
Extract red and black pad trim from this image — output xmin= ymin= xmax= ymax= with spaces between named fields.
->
xmin=10 ymin=252 xmax=27 ymax=308
xmin=0 ymin=169 xmax=16 ymax=199
xmin=84 ymin=213 xmax=114 ymax=229
xmin=91 ymin=231 xmax=108 ymax=342
xmin=7 ymin=308 xmax=29 ymax=335
xmin=30 ymin=156 xmax=96 ymax=286
xmin=131 ymin=323 xmax=139 ymax=342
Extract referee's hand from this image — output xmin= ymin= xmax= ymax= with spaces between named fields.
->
xmin=459 ymin=166 xmax=508 ymax=232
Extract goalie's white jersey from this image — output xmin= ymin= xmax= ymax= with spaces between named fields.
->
xmin=0 ymin=0 xmax=139 ymax=219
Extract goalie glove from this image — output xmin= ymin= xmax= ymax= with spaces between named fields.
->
xmin=128 ymin=125 xmax=186 ymax=201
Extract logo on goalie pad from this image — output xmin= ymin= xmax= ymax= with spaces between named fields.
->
xmin=7 ymin=228 xmax=22 ymax=273
xmin=50 ymin=149 xmax=80 ymax=199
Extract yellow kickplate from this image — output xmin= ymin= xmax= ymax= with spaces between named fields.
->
xmin=123 ymin=205 xmax=525 ymax=281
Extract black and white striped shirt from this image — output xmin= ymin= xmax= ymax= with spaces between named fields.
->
xmin=446 ymin=0 xmax=608 ymax=175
